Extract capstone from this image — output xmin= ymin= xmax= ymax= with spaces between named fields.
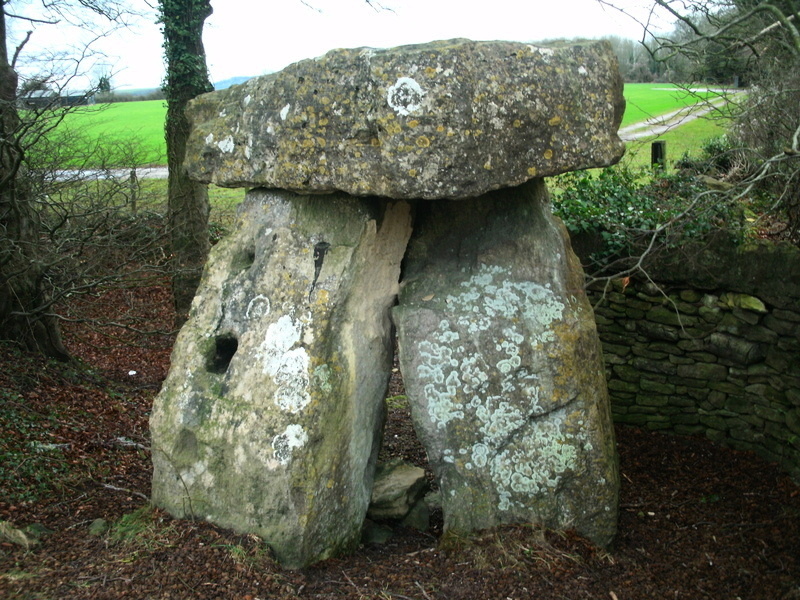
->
xmin=184 ymin=39 xmax=624 ymax=199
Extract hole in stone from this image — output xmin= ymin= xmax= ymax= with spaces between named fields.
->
xmin=207 ymin=334 xmax=239 ymax=374
xmin=232 ymin=246 xmax=256 ymax=272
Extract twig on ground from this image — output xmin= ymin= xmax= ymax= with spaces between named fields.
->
xmin=100 ymin=482 xmax=149 ymax=501
xmin=112 ymin=436 xmax=150 ymax=451
xmin=415 ymin=581 xmax=434 ymax=600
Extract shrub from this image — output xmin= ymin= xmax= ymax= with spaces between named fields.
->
xmin=552 ymin=166 xmax=742 ymax=276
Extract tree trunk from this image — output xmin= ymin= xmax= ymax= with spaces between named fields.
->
xmin=160 ymin=0 xmax=214 ymax=326
xmin=166 ymin=101 xmax=210 ymax=325
xmin=0 ymin=3 xmax=69 ymax=360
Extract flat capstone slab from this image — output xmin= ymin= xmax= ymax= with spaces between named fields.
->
xmin=184 ymin=38 xmax=625 ymax=199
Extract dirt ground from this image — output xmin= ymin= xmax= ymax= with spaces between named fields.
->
xmin=1 ymin=283 xmax=799 ymax=600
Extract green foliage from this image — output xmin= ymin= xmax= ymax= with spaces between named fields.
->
xmin=553 ymin=166 xmax=741 ymax=270
xmin=385 ymin=394 xmax=408 ymax=410
xmin=158 ymin=0 xmax=214 ymax=101
xmin=108 ymin=505 xmax=177 ymax=551
xmin=213 ymin=539 xmax=277 ymax=572
xmin=675 ymin=134 xmax=737 ymax=174
xmin=108 ymin=505 xmax=155 ymax=542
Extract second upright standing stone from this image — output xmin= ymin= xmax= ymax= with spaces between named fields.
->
xmin=394 ymin=179 xmax=619 ymax=545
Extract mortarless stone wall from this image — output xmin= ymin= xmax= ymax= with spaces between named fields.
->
xmin=584 ymin=240 xmax=800 ymax=481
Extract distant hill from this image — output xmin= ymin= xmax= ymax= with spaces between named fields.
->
xmin=117 ymin=87 xmax=160 ymax=97
xmin=110 ymin=76 xmax=254 ymax=99
xmin=214 ymin=76 xmax=252 ymax=90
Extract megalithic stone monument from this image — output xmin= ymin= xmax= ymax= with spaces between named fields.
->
xmin=150 ymin=38 xmax=625 ymax=568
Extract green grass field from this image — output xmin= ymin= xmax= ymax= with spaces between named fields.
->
xmin=620 ymin=83 xmax=727 ymax=127
xmin=622 ymin=113 xmax=729 ymax=168
xmin=58 ymin=100 xmax=167 ymax=165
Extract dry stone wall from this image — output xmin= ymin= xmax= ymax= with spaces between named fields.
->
xmin=585 ymin=240 xmax=800 ymax=481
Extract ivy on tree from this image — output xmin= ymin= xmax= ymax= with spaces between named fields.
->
xmin=158 ymin=0 xmax=214 ymax=324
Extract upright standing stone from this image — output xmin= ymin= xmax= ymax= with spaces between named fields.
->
xmin=150 ymin=191 xmax=412 ymax=568
xmin=393 ymin=180 xmax=619 ymax=546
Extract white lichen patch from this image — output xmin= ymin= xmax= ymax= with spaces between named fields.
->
xmin=387 ymin=77 xmax=425 ymax=116
xmin=272 ymin=424 xmax=308 ymax=465
xmin=245 ymin=294 xmax=271 ymax=320
xmin=490 ymin=409 xmax=582 ymax=511
xmin=412 ymin=264 xmax=583 ymax=511
xmin=280 ymin=103 xmax=291 ymax=121
xmin=313 ymin=364 xmax=333 ymax=395
xmin=257 ymin=314 xmax=312 ymax=413
xmin=217 ymin=136 xmax=235 ymax=153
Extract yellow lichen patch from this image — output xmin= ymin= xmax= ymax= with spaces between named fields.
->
xmin=548 ymin=116 xmax=562 ymax=126
xmin=318 ymin=117 xmax=329 ymax=127
xmin=315 ymin=289 xmax=330 ymax=306
xmin=408 ymin=119 xmax=420 ymax=128
xmin=528 ymin=166 xmax=538 ymax=176
xmin=416 ymin=136 xmax=431 ymax=148
xmin=436 ymin=125 xmax=445 ymax=133
xmin=408 ymin=168 xmax=418 ymax=177
xmin=302 ymin=138 xmax=315 ymax=148
xmin=320 ymin=96 xmax=331 ymax=105
xmin=513 ymin=120 xmax=522 ymax=128
xmin=316 ymin=137 xmax=326 ymax=147
xmin=544 ymin=149 xmax=554 ymax=160
xmin=370 ymin=138 xmax=381 ymax=147
xmin=483 ymin=161 xmax=492 ymax=170
xmin=425 ymin=66 xmax=437 ymax=77
xmin=386 ymin=122 xmax=402 ymax=135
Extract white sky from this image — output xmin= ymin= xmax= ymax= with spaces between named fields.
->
xmin=10 ymin=0 xmax=672 ymax=91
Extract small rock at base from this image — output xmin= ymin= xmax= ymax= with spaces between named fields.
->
xmin=89 ymin=518 xmax=110 ymax=537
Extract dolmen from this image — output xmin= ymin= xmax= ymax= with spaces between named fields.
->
xmin=150 ymin=38 xmax=624 ymax=568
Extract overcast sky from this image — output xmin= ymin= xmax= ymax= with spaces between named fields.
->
xmin=12 ymin=0 xmax=671 ymax=91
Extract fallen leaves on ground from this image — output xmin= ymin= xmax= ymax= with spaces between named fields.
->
xmin=1 ymin=282 xmax=799 ymax=599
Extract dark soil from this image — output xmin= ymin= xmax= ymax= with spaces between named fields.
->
xmin=1 ymin=283 xmax=799 ymax=600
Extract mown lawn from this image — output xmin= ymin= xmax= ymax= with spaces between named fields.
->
xmin=622 ymin=111 xmax=730 ymax=168
xmin=57 ymin=100 xmax=167 ymax=165
xmin=621 ymin=83 xmax=728 ymax=127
